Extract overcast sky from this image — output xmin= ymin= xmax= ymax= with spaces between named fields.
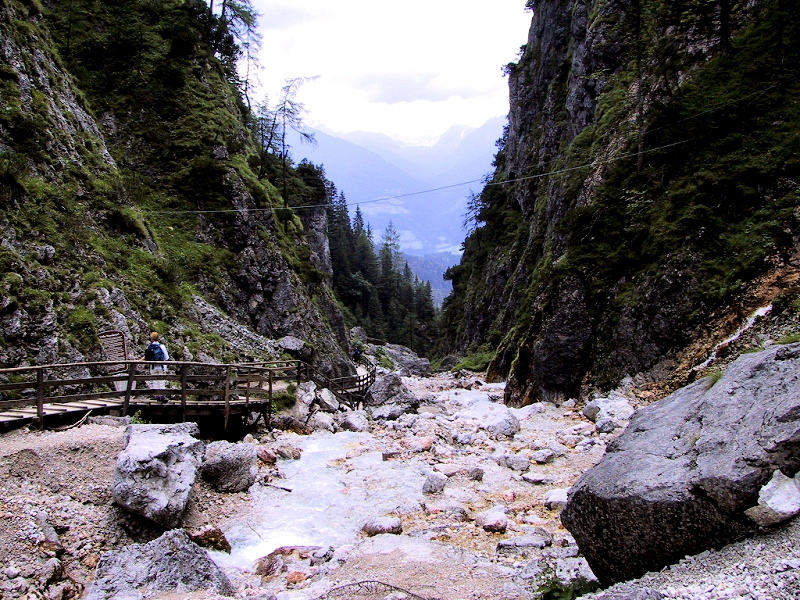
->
xmin=250 ymin=0 xmax=532 ymax=145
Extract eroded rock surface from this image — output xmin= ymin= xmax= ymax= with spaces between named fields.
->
xmin=86 ymin=529 xmax=234 ymax=599
xmin=562 ymin=344 xmax=800 ymax=584
xmin=112 ymin=423 xmax=204 ymax=528
xmin=200 ymin=441 xmax=258 ymax=493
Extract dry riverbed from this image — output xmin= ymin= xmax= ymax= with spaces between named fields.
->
xmin=0 ymin=372 xmax=613 ymax=599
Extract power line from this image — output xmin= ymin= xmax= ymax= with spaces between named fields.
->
xmin=143 ymin=82 xmax=776 ymax=216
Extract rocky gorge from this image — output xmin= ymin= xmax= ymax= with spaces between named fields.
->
xmin=1 ymin=337 xmax=800 ymax=599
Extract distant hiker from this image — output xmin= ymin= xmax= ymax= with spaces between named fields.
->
xmin=352 ymin=347 xmax=363 ymax=362
xmin=144 ymin=331 xmax=169 ymax=402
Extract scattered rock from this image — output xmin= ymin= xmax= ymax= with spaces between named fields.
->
xmin=257 ymin=446 xmax=278 ymax=465
xmin=370 ymin=403 xmax=413 ymax=420
xmin=422 ymin=472 xmax=448 ymax=494
xmin=362 ymin=516 xmax=403 ymax=536
xmin=582 ymin=393 xmax=634 ymax=424
xmin=286 ymin=570 xmax=308 ymax=585
xmin=200 ymin=441 xmax=258 ymax=493
xmin=366 ymin=373 xmax=419 ymax=410
xmin=531 ymin=449 xmax=556 ymax=464
xmin=270 ymin=415 xmax=313 ymax=435
xmin=383 ymin=344 xmax=432 ymax=376
xmin=475 ymin=508 xmax=508 ymax=533
xmin=315 ymin=388 xmax=340 ymax=412
xmin=308 ymin=411 xmax=336 ymax=432
xmin=745 ymin=470 xmax=800 ymax=527
xmin=189 ymin=526 xmax=232 ymax=553
xmin=522 ymin=473 xmax=556 ymax=485
xmin=274 ymin=444 xmax=302 ymax=460
xmin=544 ymin=489 xmax=569 ymax=510
xmin=339 ymin=410 xmax=369 ymax=432
xmin=87 ymin=416 xmax=130 ymax=427
xmin=86 ymin=529 xmax=234 ymax=599
xmin=481 ymin=408 xmax=520 ymax=437
xmin=111 ymin=423 xmax=204 ymax=528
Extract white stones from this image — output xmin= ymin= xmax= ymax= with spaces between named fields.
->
xmin=745 ymin=470 xmax=800 ymax=527
xmin=531 ymin=449 xmax=556 ymax=464
xmin=544 ymin=488 xmax=570 ymax=510
xmin=475 ymin=507 xmax=508 ymax=533
xmin=362 ymin=516 xmax=403 ymax=536
xmin=422 ymin=472 xmax=448 ymax=494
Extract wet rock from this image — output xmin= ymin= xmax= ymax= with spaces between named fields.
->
xmin=362 ymin=516 xmax=403 ymax=536
xmin=422 ymin=472 xmax=448 ymax=494
xmin=339 ymin=410 xmax=369 ymax=432
xmin=475 ymin=508 xmax=508 ymax=533
xmin=310 ymin=546 xmax=334 ymax=565
xmin=745 ymin=470 xmax=800 ymax=527
xmin=86 ymin=529 xmax=234 ymax=599
xmin=189 ymin=526 xmax=232 ymax=553
xmin=255 ymin=555 xmax=285 ymax=579
xmin=200 ymin=441 xmax=258 ymax=493
xmin=112 ymin=423 xmax=204 ymax=528
xmin=562 ymin=344 xmax=800 ymax=585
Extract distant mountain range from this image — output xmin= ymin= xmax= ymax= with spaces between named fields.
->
xmin=287 ymin=117 xmax=505 ymax=257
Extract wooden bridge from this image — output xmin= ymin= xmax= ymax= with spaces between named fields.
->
xmin=0 ymin=358 xmax=376 ymax=432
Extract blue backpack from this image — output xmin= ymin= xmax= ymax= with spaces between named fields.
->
xmin=145 ymin=342 xmax=165 ymax=361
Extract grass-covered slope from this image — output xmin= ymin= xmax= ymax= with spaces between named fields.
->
xmin=0 ymin=0 xmax=351 ymax=373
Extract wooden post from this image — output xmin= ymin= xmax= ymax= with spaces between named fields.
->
xmin=296 ymin=361 xmax=301 ymax=386
xmin=36 ymin=367 xmax=44 ymax=430
xmin=245 ymin=370 xmax=251 ymax=411
xmin=223 ymin=365 xmax=231 ymax=431
xmin=123 ymin=362 xmax=136 ymax=416
xmin=180 ymin=364 xmax=188 ymax=423
xmin=268 ymin=369 xmax=273 ymax=404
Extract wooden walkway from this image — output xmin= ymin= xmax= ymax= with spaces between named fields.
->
xmin=0 ymin=358 xmax=376 ymax=431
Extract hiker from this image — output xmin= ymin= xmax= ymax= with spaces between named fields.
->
xmin=144 ymin=331 xmax=170 ymax=402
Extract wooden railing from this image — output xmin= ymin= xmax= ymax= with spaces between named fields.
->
xmin=0 ymin=357 xmax=377 ymax=428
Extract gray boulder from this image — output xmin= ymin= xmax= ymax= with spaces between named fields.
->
xmin=307 ymin=411 xmax=336 ymax=432
xmin=112 ymin=424 xmax=204 ymax=528
xmin=481 ymin=407 xmax=520 ymax=437
xmin=200 ymin=441 xmax=258 ymax=493
xmin=365 ymin=373 xmax=419 ymax=412
xmin=315 ymin=388 xmax=340 ymax=412
xmin=383 ymin=344 xmax=431 ymax=376
xmin=562 ymin=343 xmax=800 ymax=585
xmin=582 ymin=393 xmax=634 ymax=423
xmin=362 ymin=516 xmax=403 ymax=536
xmin=86 ymin=529 xmax=234 ymax=599
xmin=339 ymin=410 xmax=369 ymax=432
xmin=369 ymin=403 xmax=412 ymax=420
xmin=422 ymin=472 xmax=448 ymax=494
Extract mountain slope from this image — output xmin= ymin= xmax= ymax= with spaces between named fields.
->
xmin=442 ymin=0 xmax=800 ymax=404
xmin=0 ymin=0 xmax=351 ymax=375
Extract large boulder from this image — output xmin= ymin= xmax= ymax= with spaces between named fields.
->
xmin=112 ymin=423 xmax=204 ymax=528
xmin=383 ymin=344 xmax=432 ymax=376
xmin=200 ymin=441 xmax=258 ymax=493
xmin=562 ymin=343 xmax=800 ymax=585
xmin=365 ymin=373 xmax=419 ymax=412
xmin=86 ymin=529 xmax=234 ymax=599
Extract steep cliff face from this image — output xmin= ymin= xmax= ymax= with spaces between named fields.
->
xmin=0 ymin=0 xmax=351 ymax=374
xmin=443 ymin=0 xmax=800 ymax=405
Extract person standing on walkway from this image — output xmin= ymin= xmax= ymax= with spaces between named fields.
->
xmin=144 ymin=331 xmax=170 ymax=402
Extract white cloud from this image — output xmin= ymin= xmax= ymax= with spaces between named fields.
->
xmin=250 ymin=0 xmax=531 ymax=144
xmin=359 ymin=200 xmax=410 ymax=216
xmin=398 ymin=230 xmax=424 ymax=251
